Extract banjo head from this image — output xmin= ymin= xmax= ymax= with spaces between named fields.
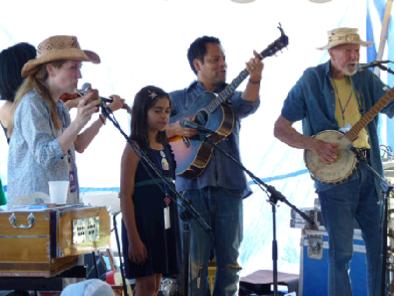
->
xmin=304 ymin=130 xmax=357 ymax=184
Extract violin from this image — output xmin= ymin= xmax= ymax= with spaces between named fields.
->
xmin=60 ymin=89 xmax=131 ymax=114
xmin=60 ymin=92 xmax=81 ymax=103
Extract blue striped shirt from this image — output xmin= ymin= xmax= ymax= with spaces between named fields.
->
xmin=7 ymin=90 xmax=79 ymax=205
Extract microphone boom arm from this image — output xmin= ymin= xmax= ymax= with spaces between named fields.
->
xmin=202 ymin=133 xmax=316 ymax=226
xmin=359 ymin=60 xmax=394 ymax=74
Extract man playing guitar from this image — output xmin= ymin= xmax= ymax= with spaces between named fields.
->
xmin=167 ymin=35 xmax=263 ymax=295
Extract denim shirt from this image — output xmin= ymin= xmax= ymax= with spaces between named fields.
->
xmin=7 ymin=90 xmax=79 ymax=205
xmin=170 ymin=81 xmax=260 ymax=198
xmin=281 ymin=61 xmax=394 ymax=192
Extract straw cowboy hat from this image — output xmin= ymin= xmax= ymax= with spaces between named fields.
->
xmin=21 ymin=35 xmax=100 ymax=77
xmin=318 ymin=27 xmax=372 ymax=50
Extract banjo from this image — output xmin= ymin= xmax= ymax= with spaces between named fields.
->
xmin=304 ymin=88 xmax=394 ymax=184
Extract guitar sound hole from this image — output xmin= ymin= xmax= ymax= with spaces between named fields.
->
xmin=195 ymin=111 xmax=208 ymax=126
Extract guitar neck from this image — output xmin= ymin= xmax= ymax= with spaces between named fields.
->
xmin=345 ymin=88 xmax=394 ymax=141
xmin=207 ymin=69 xmax=249 ymax=113
xmin=205 ymin=25 xmax=289 ymax=113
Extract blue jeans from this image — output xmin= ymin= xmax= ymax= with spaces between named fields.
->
xmin=182 ymin=187 xmax=243 ymax=296
xmin=318 ymin=162 xmax=383 ymax=296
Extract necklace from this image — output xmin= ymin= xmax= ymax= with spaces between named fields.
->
xmin=159 ymin=150 xmax=171 ymax=207
xmin=332 ymin=78 xmax=354 ymax=126
xmin=160 ymin=150 xmax=169 ymax=171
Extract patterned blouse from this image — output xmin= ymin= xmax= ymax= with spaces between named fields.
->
xmin=7 ymin=90 xmax=79 ymax=205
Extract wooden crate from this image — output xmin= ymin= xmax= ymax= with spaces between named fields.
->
xmin=0 ymin=204 xmax=110 ymax=277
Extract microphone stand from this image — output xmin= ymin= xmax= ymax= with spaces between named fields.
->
xmin=99 ymin=106 xmax=212 ymax=295
xmin=362 ymin=61 xmax=394 ymax=75
xmin=368 ymin=65 xmax=394 ymax=296
xmin=195 ymin=129 xmax=315 ymax=296
xmin=381 ymin=185 xmax=393 ymax=296
xmin=375 ymin=60 xmax=394 ymax=75
xmin=377 ymin=64 xmax=394 ymax=75
xmin=358 ymin=156 xmax=393 ymax=296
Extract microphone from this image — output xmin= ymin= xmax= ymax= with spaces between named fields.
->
xmin=79 ymin=82 xmax=113 ymax=105
xmin=180 ymin=119 xmax=217 ymax=135
xmin=79 ymin=82 xmax=131 ymax=113
xmin=358 ymin=60 xmax=391 ymax=71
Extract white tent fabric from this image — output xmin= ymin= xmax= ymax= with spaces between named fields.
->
xmin=0 ymin=0 xmax=393 ymax=276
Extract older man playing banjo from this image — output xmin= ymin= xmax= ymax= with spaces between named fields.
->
xmin=274 ymin=27 xmax=393 ymax=296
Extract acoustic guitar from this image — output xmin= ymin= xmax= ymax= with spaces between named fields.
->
xmin=170 ymin=25 xmax=289 ymax=178
xmin=304 ymin=88 xmax=394 ymax=183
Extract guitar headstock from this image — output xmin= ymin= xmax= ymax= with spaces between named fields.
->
xmin=218 ymin=24 xmax=289 ymax=103
xmin=259 ymin=24 xmax=289 ymax=59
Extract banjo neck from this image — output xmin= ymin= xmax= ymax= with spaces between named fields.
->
xmin=344 ymin=88 xmax=394 ymax=142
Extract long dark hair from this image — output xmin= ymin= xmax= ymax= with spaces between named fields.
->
xmin=130 ymin=85 xmax=170 ymax=149
xmin=0 ymin=42 xmax=36 ymax=101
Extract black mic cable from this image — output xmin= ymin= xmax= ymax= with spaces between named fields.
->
xmin=179 ymin=119 xmax=217 ymax=135
xmin=358 ymin=60 xmax=393 ymax=71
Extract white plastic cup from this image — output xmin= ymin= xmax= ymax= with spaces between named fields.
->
xmin=48 ymin=180 xmax=69 ymax=204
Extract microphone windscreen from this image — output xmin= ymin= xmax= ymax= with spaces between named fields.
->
xmin=179 ymin=119 xmax=196 ymax=129
xmin=357 ymin=64 xmax=368 ymax=72
xmin=179 ymin=119 xmax=188 ymax=128
xmin=81 ymin=82 xmax=92 ymax=92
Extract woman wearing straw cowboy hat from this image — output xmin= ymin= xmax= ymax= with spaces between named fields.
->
xmin=7 ymin=35 xmax=123 ymax=206
xmin=274 ymin=27 xmax=393 ymax=296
